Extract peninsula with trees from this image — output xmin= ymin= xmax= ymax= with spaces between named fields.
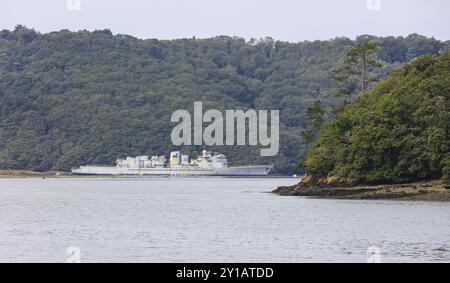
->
xmin=275 ymin=49 xmax=450 ymax=201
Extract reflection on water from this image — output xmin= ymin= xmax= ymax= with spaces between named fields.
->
xmin=0 ymin=177 xmax=449 ymax=263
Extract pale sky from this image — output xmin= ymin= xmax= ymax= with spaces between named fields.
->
xmin=1 ymin=0 xmax=449 ymax=41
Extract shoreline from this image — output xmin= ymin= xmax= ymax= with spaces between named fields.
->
xmin=0 ymin=170 xmax=63 ymax=178
xmin=5 ymin=169 xmax=448 ymax=202
xmin=274 ymin=180 xmax=450 ymax=202
xmin=0 ymin=170 xmax=297 ymax=179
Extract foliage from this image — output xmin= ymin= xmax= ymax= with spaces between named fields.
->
xmin=302 ymin=100 xmax=326 ymax=144
xmin=0 ymin=26 xmax=447 ymax=173
xmin=302 ymin=52 xmax=450 ymax=184
xmin=333 ymin=41 xmax=382 ymax=96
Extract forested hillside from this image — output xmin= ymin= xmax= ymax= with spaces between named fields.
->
xmin=0 ymin=26 xmax=448 ymax=173
xmin=302 ymin=52 xmax=450 ymax=184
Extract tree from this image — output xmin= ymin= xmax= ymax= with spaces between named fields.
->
xmin=333 ymin=41 xmax=382 ymax=96
xmin=302 ymin=100 xmax=326 ymax=144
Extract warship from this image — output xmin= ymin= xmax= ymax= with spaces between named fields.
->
xmin=71 ymin=150 xmax=272 ymax=176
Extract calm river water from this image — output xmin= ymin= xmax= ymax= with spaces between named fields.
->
xmin=0 ymin=177 xmax=448 ymax=262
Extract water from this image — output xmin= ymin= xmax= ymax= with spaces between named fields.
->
xmin=0 ymin=177 xmax=449 ymax=263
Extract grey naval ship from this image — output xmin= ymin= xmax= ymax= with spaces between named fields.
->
xmin=72 ymin=150 xmax=273 ymax=176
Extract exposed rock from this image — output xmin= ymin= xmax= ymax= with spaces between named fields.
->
xmin=273 ymin=179 xmax=450 ymax=201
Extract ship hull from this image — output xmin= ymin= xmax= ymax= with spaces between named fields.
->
xmin=71 ymin=165 xmax=272 ymax=176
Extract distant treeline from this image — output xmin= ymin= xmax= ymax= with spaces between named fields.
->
xmin=0 ymin=26 xmax=449 ymax=173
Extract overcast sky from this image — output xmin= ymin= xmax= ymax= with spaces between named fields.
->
xmin=1 ymin=0 xmax=449 ymax=41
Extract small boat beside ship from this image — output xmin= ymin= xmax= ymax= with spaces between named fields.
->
xmin=71 ymin=150 xmax=273 ymax=176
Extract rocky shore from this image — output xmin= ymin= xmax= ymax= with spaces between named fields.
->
xmin=274 ymin=177 xmax=450 ymax=201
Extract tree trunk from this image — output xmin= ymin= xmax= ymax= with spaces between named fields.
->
xmin=361 ymin=53 xmax=367 ymax=91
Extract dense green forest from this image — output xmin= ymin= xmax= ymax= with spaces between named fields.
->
xmin=0 ymin=26 xmax=449 ymax=173
xmin=302 ymin=52 xmax=450 ymax=184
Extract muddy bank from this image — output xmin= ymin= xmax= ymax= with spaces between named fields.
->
xmin=274 ymin=179 xmax=450 ymax=201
